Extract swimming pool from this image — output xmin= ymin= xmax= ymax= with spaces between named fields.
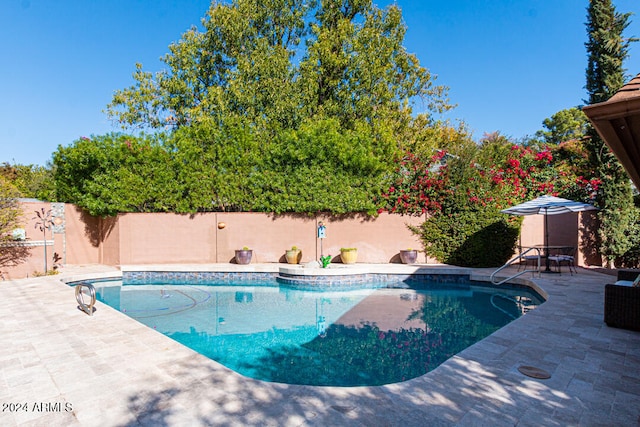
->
xmin=82 ymin=275 xmax=543 ymax=387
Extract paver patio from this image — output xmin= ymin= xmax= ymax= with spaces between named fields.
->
xmin=0 ymin=263 xmax=638 ymax=426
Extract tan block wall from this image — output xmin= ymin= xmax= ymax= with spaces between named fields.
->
xmin=117 ymin=213 xmax=215 ymax=264
xmin=215 ymin=213 xmax=319 ymax=263
xmin=109 ymin=212 xmax=428 ymax=265
xmin=1 ymin=201 xmax=60 ymax=279
xmin=216 ymin=213 xmax=425 ymax=263
xmin=315 ymin=213 xmax=426 ymax=264
xmin=519 ymin=213 xmax=580 ymax=248
xmin=1 ymin=202 xmax=602 ymax=279
xmin=64 ymin=204 xmax=101 ymax=265
xmin=100 ymin=215 xmax=120 ymax=266
xmin=519 ymin=215 xmax=545 ymax=247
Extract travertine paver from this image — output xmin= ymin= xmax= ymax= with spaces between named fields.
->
xmin=0 ymin=264 xmax=638 ymax=426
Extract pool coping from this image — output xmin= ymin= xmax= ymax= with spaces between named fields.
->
xmin=2 ymin=263 xmax=638 ymax=426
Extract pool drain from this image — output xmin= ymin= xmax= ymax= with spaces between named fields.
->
xmin=518 ymin=365 xmax=551 ymax=379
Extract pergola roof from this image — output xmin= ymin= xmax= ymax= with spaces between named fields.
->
xmin=583 ymin=74 xmax=640 ymax=188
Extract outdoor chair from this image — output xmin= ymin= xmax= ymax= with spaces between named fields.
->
xmin=548 ymin=246 xmax=577 ymax=275
xmin=517 ymin=246 xmax=542 ymax=272
xmin=518 ymin=254 xmax=541 ymax=272
xmin=604 ymin=269 xmax=640 ymax=332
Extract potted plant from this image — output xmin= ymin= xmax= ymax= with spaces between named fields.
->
xmin=320 ymin=254 xmax=331 ymax=268
xmin=399 ymin=248 xmax=418 ymax=264
xmin=235 ymin=246 xmax=253 ymax=265
xmin=340 ymin=247 xmax=358 ymax=264
xmin=285 ymin=246 xmax=302 ymax=264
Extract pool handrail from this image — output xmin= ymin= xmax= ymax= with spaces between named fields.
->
xmin=490 ymin=247 xmax=541 ymax=285
xmin=75 ymin=283 xmax=96 ymax=316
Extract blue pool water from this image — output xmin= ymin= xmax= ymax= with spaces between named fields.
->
xmin=85 ymin=277 xmax=543 ymax=386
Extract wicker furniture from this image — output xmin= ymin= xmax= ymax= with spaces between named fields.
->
xmin=604 ymin=269 xmax=640 ymax=331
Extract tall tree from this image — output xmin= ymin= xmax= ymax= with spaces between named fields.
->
xmin=585 ymin=0 xmax=635 ymax=104
xmin=97 ymin=0 xmax=451 ymax=215
xmin=106 ymin=0 xmax=449 ymax=137
xmin=584 ymin=0 xmax=637 ymax=265
xmin=536 ymin=107 xmax=590 ymax=145
xmin=107 ymin=0 xmax=310 ymax=131
xmin=0 ymin=162 xmax=56 ymax=202
xmin=299 ymin=0 xmax=450 ymax=129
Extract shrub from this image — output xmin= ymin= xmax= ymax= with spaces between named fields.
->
xmin=412 ymin=209 xmax=521 ymax=267
xmin=382 ymin=136 xmax=597 ymax=267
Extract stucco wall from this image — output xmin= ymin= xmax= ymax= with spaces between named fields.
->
xmin=1 ymin=202 xmax=602 ymax=279
xmin=518 ymin=212 xmax=596 ymax=266
xmin=64 ymin=204 xmax=101 ymax=266
xmin=111 ymin=211 xmax=427 ymax=265
xmin=117 ymin=213 xmax=216 ymax=264
xmin=1 ymin=201 xmax=62 ymax=279
xmin=215 ymin=213 xmax=319 ymax=263
xmin=100 ymin=215 xmax=120 ymax=266
xmin=313 ymin=213 xmax=426 ymax=264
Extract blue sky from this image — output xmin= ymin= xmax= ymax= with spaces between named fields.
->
xmin=2 ymin=0 xmax=639 ymax=166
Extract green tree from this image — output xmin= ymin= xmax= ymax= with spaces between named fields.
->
xmin=0 ymin=176 xmax=30 ymax=271
xmin=0 ymin=162 xmax=56 ymax=201
xmin=584 ymin=0 xmax=637 ymax=266
xmin=299 ymin=1 xmax=450 ymax=128
xmin=255 ymin=117 xmax=393 ymax=214
xmin=169 ymin=117 xmax=268 ymax=212
xmin=53 ymin=134 xmax=190 ymax=216
xmin=94 ymin=0 xmax=451 ymax=215
xmin=53 ymin=119 xmax=394 ymax=215
xmin=536 ymin=107 xmax=590 ymax=145
xmin=585 ymin=0 xmax=635 ymax=104
xmin=106 ymin=0 xmax=448 ymax=138
xmin=108 ymin=0 xmax=310 ymax=131
xmin=0 ymin=176 xmax=22 ymax=242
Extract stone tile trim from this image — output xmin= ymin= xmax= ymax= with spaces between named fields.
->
xmin=118 ymin=270 xmax=477 ymax=290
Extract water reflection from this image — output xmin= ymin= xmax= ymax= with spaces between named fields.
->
xmin=244 ymin=292 xmax=514 ymax=386
xmin=93 ymin=282 xmax=541 ymax=386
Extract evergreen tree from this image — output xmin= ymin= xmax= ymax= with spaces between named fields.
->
xmin=584 ymin=0 xmax=636 ymax=266
xmin=536 ymin=107 xmax=589 ymax=145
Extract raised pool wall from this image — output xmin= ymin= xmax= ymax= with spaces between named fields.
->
xmin=1 ymin=201 xmax=600 ymax=279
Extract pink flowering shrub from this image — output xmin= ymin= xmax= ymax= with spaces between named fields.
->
xmin=378 ymin=141 xmax=595 ymax=266
xmin=380 ymin=144 xmax=590 ymax=216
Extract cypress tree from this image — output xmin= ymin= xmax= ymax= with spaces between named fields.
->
xmin=584 ymin=0 xmax=636 ymax=266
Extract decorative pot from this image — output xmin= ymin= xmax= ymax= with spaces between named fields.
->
xmin=285 ymin=249 xmax=302 ymax=264
xmin=235 ymin=249 xmax=253 ymax=265
xmin=399 ymin=249 xmax=418 ymax=264
xmin=340 ymin=248 xmax=358 ymax=264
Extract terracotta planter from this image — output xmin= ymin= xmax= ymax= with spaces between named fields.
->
xmin=399 ymin=249 xmax=418 ymax=264
xmin=340 ymin=249 xmax=358 ymax=264
xmin=285 ymin=249 xmax=302 ymax=264
xmin=235 ymin=249 xmax=253 ymax=265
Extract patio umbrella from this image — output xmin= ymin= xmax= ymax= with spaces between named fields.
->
xmin=501 ymin=195 xmax=598 ymax=270
xmin=501 ymin=195 xmax=598 ymax=217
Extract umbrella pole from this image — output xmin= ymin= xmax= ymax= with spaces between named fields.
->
xmin=544 ymin=209 xmax=548 ymax=247
xmin=543 ymin=209 xmax=552 ymax=272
